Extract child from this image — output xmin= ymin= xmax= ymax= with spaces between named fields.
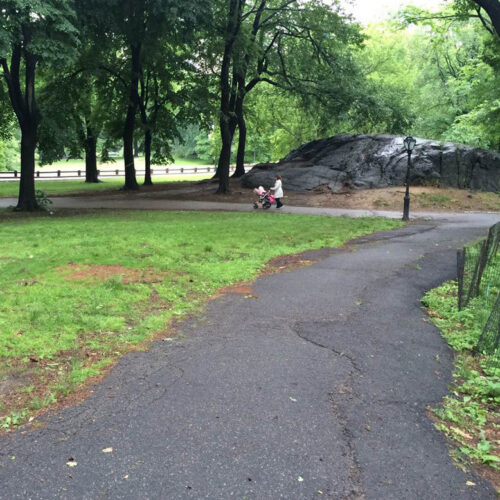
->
xmin=270 ymin=174 xmax=283 ymax=208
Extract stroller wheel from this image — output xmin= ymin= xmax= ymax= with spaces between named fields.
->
xmin=253 ymin=202 xmax=258 ymax=209
xmin=263 ymin=201 xmax=271 ymax=209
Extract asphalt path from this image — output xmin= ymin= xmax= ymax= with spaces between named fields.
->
xmin=0 ymin=192 xmax=499 ymax=222
xmin=0 ymin=200 xmax=499 ymax=498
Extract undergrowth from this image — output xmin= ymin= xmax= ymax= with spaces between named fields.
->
xmin=422 ymin=282 xmax=500 ymax=475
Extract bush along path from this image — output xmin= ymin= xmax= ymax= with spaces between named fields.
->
xmin=0 ymin=214 xmax=498 ymax=498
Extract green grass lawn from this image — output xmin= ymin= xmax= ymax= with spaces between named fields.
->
xmin=30 ymin=155 xmax=212 ymax=170
xmin=0 ymin=175 xmax=211 ymax=197
xmin=0 ymin=210 xmax=401 ymax=430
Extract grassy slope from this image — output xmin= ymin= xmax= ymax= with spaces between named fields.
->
xmin=0 ymin=211 xmax=401 ymax=430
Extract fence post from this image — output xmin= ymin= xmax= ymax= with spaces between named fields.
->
xmin=466 ymin=244 xmax=482 ymax=306
xmin=14 ymin=170 xmax=18 ymax=178
xmin=457 ymin=248 xmax=465 ymax=310
xmin=475 ymin=239 xmax=489 ymax=298
xmin=36 ymin=171 xmax=40 ymax=178
xmin=492 ymin=222 xmax=500 ymax=258
xmin=57 ymin=170 xmax=61 ymax=177
xmin=166 ymin=168 xmax=169 ymax=174
xmin=181 ymin=168 xmax=184 ymax=173
xmin=78 ymin=170 xmax=81 ymax=177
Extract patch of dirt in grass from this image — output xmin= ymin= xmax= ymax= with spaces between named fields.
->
xmin=264 ymin=253 xmax=317 ymax=273
xmin=219 ymin=284 xmax=254 ymax=294
xmin=0 ymin=371 xmax=32 ymax=397
xmin=0 ymin=342 xmax=122 ymax=437
xmin=59 ymin=264 xmax=167 ymax=284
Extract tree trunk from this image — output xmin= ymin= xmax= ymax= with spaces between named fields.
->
xmin=217 ymin=0 xmax=241 ymax=193
xmin=17 ymin=122 xmax=38 ymax=211
xmin=84 ymin=127 xmax=99 ymax=183
xmin=143 ymin=128 xmax=153 ymax=186
xmin=217 ymin=115 xmax=233 ymax=193
xmin=2 ymin=39 xmax=40 ymax=210
xmin=213 ymin=118 xmax=237 ymax=180
xmin=233 ymin=97 xmax=246 ymax=177
xmin=474 ymin=0 xmax=500 ymax=38
xmin=122 ymin=43 xmax=141 ymax=190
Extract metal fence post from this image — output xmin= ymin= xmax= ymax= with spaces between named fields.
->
xmin=457 ymin=248 xmax=465 ymax=310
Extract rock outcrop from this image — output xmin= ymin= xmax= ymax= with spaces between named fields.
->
xmin=241 ymin=134 xmax=500 ymax=192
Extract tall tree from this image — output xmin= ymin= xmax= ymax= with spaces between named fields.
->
xmin=0 ymin=1 xmax=78 ymax=210
xmin=80 ymin=0 xmax=209 ymax=190
xmin=213 ymin=0 xmax=363 ymax=193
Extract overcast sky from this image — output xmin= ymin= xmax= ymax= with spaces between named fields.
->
xmin=344 ymin=0 xmax=446 ymax=24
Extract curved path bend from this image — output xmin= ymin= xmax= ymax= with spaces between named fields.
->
xmin=0 ymin=199 xmax=499 ymax=498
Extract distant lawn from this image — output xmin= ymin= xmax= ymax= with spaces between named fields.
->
xmin=0 ymin=175 xmax=211 ymax=197
xmin=0 ymin=211 xmax=402 ymax=431
xmin=29 ymin=155 xmax=212 ymax=170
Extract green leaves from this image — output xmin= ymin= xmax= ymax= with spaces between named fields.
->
xmin=0 ymin=0 xmax=79 ymax=63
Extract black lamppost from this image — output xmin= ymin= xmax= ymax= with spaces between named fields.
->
xmin=402 ymin=135 xmax=416 ymax=221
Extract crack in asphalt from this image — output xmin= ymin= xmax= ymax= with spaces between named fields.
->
xmin=292 ymin=321 xmax=365 ymax=498
xmin=294 ymin=324 xmax=362 ymax=374
xmin=330 ymin=389 xmax=366 ymax=500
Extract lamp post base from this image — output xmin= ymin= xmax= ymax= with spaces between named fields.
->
xmin=402 ymin=196 xmax=410 ymax=221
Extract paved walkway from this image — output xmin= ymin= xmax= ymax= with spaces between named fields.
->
xmin=1 ymin=193 xmax=500 ymax=225
xmin=0 ymin=198 xmax=499 ymax=498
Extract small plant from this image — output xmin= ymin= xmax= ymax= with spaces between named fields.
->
xmin=35 ymin=190 xmax=53 ymax=211
xmin=0 ymin=410 xmax=28 ymax=431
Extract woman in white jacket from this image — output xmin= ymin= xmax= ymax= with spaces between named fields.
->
xmin=270 ymin=174 xmax=284 ymax=208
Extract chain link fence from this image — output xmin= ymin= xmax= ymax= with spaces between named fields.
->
xmin=457 ymin=223 xmax=500 ymax=310
xmin=456 ymin=222 xmax=500 ymax=354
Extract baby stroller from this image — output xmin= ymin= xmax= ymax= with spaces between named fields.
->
xmin=253 ymin=186 xmax=275 ymax=209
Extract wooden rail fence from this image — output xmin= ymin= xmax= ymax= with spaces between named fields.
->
xmin=0 ymin=165 xmax=238 ymax=180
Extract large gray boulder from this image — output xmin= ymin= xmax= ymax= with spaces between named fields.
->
xmin=241 ymin=134 xmax=500 ymax=192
